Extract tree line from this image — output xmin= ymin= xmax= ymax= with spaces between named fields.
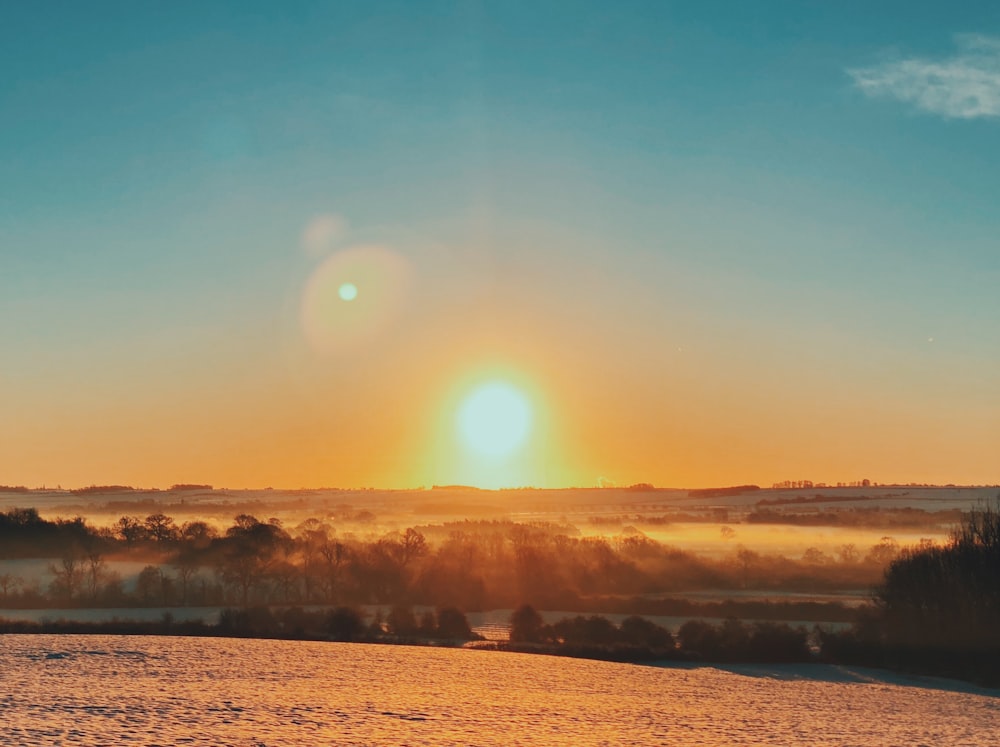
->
xmin=820 ymin=499 xmax=1000 ymax=686
xmin=0 ymin=508 xmax=901 ymax=613
xmin=0 ymin=604 xmax=481 ymax=645
xmin=497 ymin=604 xmax=810 ymax=663
xmin=3 ymin=499 xmax=996 ymax=683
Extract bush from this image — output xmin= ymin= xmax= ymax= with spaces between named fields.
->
xmin=386 ymin=605 xmax=419 ymax=637
xmin=326 ymin=607 xmax=365 ymax=641
xmin=748 ymin=621 xmax=809 ymax=662
xmin=678 ymin=619 xmax=721 ymax=657
xmin=435 ymin=607 xmax=475 ymax=639
xmin=678 ymin=618 xmax=809 ymax=662
xmin=552 ymin=615 xmax=619 ymax=646
xmin=619 ymin=616 xmax=673 ymax=649
xmin=509 ymin=604 xmax=546 ymax=643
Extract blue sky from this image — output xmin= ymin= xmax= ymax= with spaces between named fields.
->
xmin=2 ymin=2 xmax=999 ymax=488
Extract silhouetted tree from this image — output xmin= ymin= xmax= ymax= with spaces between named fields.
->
xmin=135 ymin=565 xmax=163 ymax=605
xmin=734 ymin=546 xmax=759 ymax=589
xmin=326 ymin=607 xmax=365 ymax=641
xmin=866 ymin=536 xmax=900 ymax=566
xmin=48 ymin=547 xmax=85 ymax=603
xmin=875 ymin=500 xmax=1000 ymax=652
xmin=510 ymin=604 xmax=546 ymax=643
xmin=83 ymin=546 xmax=107 ymax=601
xmin=837 ymin=543 xmax=860 ymax=564
xmin=115 ymin=516 xmax=147 ymax=549
xmin=295 ymin=519 xmax=329 ymax=602
xmin=319 ymin=539 xmax=350 ymax=603
xmin=419 ymin=610 xmax=437 ymax=636
xmin=748 ymin=621 xmax=809 ymax=662
xmin=553 ymin=615 xmax=619 ymax=646
xmin=217 ymin=514 xmax=289 ymax=604
xmin=435 ymin=607 xmax=474 ymax=639
xmin=678 ymin=619 xmax=721 ymax=657
xmin=620 ymin=615 xmax=673 ymax=649
xmin=386 ymin=605 xmax=419 ymax=637
xmin=144 ymin=513 xmax=179 ymax=544
xmin=0 ymin=572 xmax=22 ymax=601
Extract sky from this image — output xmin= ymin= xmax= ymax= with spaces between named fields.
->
xmin=2 ymin=1 xmax=999 ymax=490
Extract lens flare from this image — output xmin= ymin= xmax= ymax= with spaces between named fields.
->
xmin=300 ymin=245 xmax=409 ymax=354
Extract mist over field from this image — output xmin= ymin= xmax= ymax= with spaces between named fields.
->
xmin=1 ymin=484 xmax=992 ymax=624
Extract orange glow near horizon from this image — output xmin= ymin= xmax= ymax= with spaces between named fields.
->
xmin=4 ymin=229 xmax=999 ymax=492
xmin=416 ymin=364 xmax=561 ymax=490
xmin=5 ymin=315 xmax=999 ymax=492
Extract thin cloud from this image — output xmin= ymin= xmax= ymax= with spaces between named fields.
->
xmin=848 ymin=34 xmax=1000 ymax=119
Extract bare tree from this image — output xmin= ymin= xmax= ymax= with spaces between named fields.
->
xmin=84 ymin=547 xmax=107 ymax=600
xmin=320 ymin=540 xmax=350 ymax=603
xmin=837 ymin=543 xmax=860 ymax=564
xmin=49 ymin=548 xmax=85 ymax=602
xmin=0 ymin=572 xmax=22 ymax=601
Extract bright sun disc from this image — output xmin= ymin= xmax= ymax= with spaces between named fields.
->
xmin=457 ymin=381 xmax=532 ymax=458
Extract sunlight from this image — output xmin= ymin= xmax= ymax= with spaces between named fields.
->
xmin=415 ymin=364 xmax=568 ymax=490
xmin=457 ymin=381 xmax=532 ymax=458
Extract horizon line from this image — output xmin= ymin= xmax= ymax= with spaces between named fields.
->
xmin=4 ymin=482 xmax=999 ymax=494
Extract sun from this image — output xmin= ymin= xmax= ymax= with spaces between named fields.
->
xmin=457 ymin=381 xmax=533 ymax=458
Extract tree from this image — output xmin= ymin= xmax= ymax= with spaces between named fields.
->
xmin=115 ymin=516 xmax=147 ymax=548
xmin=295 ymin=519 xmax=329 ymax=602
xmin=135 ymin=565 xmax=163 ymax=605
xmin=837 ymin=543 xmax=860 ymax=564
xmin=678 ymin=619 xmax=721 ymax=656
xmin=620 ymin=616 xmax=673 ymax=649
xmin=552 ymin=615 xmax=619 ymax=646
xmin=399 ymin=528 xmax=428 ymax=566
xmin=170 ymin=554 xmax=199 ymax=606
xmin=435 ymin=607 xmax=474 ymax=640
xmin=509 ymin=604 xmax=546 ymax=643
xmin=718 ymin=617 xmax=751 ymax=657
xmin=319 ymin=540 xmax=350 ymax=603
xmin=749 ymin=622 xmax=809 ymax=662
xmin=84 ymin=546 xmax=107 ymax=600
xmin=734 ymin=546 xmax=759 ymax=589
xmin=386 ymin=605 xmax=419 ymax=637
xmin=326 ymin=607 xmax=365 ymax=641
xmin=180 ymin=520 xmax=217 ymax=547
xmin=218 ymin=514 xmax=289 ymax=605
xmin=269 ymin=560 xmax=301 ymax=603
xmin=875 ymin=500 xmax=1000 ymax=651
xmin=0 ymin=572 xmax=22 ymax=601
xmin=419 ymin=610 xmax=437 ymax=636
xmin=144 ymin=513 xmax=179 ymax=544
xmin=865 ymin=536 xmax=900 ymax=566
xmin=49 ymin=548 xmax=85 ymax=603
xmin=802 ymin=547 xmax=830 ymax=565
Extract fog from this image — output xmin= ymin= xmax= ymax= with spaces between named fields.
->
xmin=1 ymin=485 xmax=991 ymax=620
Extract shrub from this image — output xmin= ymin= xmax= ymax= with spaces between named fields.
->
xmin=326 ymin=607 xmax=365 ymax=641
